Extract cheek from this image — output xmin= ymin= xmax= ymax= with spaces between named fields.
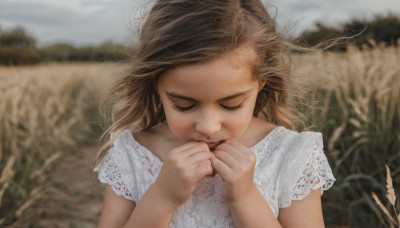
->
xmin=164 ymin=110 xmax=193 ymax=138
xmin=225 ymin=103 xmax=256 ymax=137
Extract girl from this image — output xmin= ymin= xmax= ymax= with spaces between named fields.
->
xmin=94 ymin=0 xmax=335 ymax=227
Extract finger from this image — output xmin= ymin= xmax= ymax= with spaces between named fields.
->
xmin=216 ymin=143 xmax=245 ymax=161
xmin=213 ymin=150 xmax=239 ymax=169
xmin=226 ymin=141 xmax=256 ymax=164
xmin=187 ymin=151 xmax=215 ymax=166
xmin=227 ymin=141 xmax=250 ymax=153
xmin=210 ymin=157 xmax=231 ymax=180
xmin=174 ymin=141 xmax=207 ymax=153
xmin=197 ymin=159 xmax=212 ymax=167
xmin=193 ymin=162 xmax=214 ymax=179
xmin=172 ymin=142 xmax=209 ymax=159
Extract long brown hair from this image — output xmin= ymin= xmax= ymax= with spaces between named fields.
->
xmin=96 ymin=0 xmax=299 ymax=163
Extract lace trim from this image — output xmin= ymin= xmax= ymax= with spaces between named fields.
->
xmin=291 ymin=149 xmax=335 ymax=200
xmin=96 ymin=150 xmax=134 ymax=201
xmin=279 ymin=134 xmax=335 ymax=208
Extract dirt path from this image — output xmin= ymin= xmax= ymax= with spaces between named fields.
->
xmin=39 ymin=146 xmax=103 ymax=227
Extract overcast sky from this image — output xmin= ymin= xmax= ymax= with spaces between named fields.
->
xmin=1 ymin=0 xmax=399 ymax=46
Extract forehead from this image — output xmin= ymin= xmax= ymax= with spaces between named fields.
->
xmin=158 ymin=47 xmax=258 ymax=97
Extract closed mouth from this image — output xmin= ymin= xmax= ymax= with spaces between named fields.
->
xmin=207 ymin=141 xmax=224 ymax=151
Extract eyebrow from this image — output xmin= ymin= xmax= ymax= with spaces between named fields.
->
xmin=166 ymin=89 xmax=252 ymax=102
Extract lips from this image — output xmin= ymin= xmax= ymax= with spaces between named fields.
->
xmin=206 ymin=141 xmax=224 ymax=151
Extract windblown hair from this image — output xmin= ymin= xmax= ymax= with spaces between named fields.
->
xmin=96 ymin=0 xmax=300 ymax=163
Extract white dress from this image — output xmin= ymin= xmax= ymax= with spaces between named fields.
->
xmin=94 ymin=126 xmax=336 ymax=227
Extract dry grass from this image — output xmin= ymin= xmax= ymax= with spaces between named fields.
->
xmin=0 ymin=45 xmax=399 ymax=227
xmin=293 ymin=45 xmax=400 ymax=227
xmin=0 ymin=62 xmax=123 ymax=226
xmin=372 ymin=165 xmax=400 ymax=227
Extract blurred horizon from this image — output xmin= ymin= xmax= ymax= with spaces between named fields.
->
xmin=1 ymin=0 xmax=400 ymax=46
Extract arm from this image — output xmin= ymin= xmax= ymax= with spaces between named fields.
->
xmin=98 ymin=184 xmax=178 ymax=228
xmin=97 ymin=184 xmax=136 ymax=228
xmin=98 ymin=142 xmax=215 ymax=228
xmin=212 ymin=141 xmax=326 ymax=227
xmin=228 ymin=185 xmax=282 ymax=228
xmin=211 ymin=141 xmax=282 ymax=228
xmin=228 ymin=187 xmax=325 ymax=228
xmin=278 ymin=189 xmax=325 ymax=228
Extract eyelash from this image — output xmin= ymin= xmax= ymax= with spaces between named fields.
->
xmin=174 ymin=104 xmax=195 ymax=112
xmin=221 ymin=104 xmax=243 ymax=111
xmin=173 ymin=104 xmax=243 ymax=112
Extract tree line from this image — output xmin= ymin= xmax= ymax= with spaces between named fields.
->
xmin=0 ymin=26 xmax=128 ymax=65
xmin=300 ymin=13 xmax=400 ymax=50
xmin=1 ymin=13 xmax=400 ymax=65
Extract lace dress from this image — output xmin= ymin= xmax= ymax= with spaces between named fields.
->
xmin=94 ymin=126 xmax=335 ymax=227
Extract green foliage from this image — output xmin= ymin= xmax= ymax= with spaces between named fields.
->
xmin=40 ymin=42 xmax=128 ymax=62
xmin=0 ymin=25 xmax=129 ymax=65
xmin=301 ymin=13 xmax=400 ymax=50
xmin=297 ymin=46 xmax=400 ymax=227
xmin=301 ymin=22 xmax=342 ymax=47
xmin=39 ymin=43 xmax=76 ymax=62
xmin=0 ymin=26 xmax=40 ymax=65
xmin=0 ymin=26 xmax=36 ymax=48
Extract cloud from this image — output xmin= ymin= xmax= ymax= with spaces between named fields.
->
xmin=285 ymin=0 xmax=400 ymax=30
xmin=0 ymin=0 xmax=140 ymax=45
xmin=1 ymin=0 xmax=399 ymax=45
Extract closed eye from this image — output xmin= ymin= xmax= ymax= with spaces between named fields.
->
xmin=174 ymin=104 xmax=194 ymax=111
xmin=174 ymin=104 xmax=244 ymax=112
xmin=220 ymin=104 xmax=243 ymax=111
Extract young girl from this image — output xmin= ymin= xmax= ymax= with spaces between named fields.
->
xmin=94 ymin=0 xmax=335 ymax=227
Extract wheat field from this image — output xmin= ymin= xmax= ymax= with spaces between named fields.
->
xmin=0 ymin=46 xmax=399 ymax=227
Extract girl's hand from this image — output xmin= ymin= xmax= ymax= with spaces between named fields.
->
xmin=153 ymin=142 xmax=215 ymax=211
xmin=211 ymin=141 xmax=257 ymax=205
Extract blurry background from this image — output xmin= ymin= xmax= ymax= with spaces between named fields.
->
xmin=1 ymin=0 xmax=400 ymax=45
xmin=0 ymin=0 xmax=400 ymax=227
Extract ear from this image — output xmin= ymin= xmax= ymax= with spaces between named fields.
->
xmin=258 ymin=78 xmax=267 ymax=91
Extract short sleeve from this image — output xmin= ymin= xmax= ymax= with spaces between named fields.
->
xmin=279 ymin=132 xmax=335 ymax=208
xmin=94 ymin=147 xmax=135 ymax=201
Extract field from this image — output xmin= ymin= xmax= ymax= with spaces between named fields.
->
xmin=0 ymin=46 xmax=399 ymax=227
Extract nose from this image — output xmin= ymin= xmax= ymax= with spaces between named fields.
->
xmin=195 ymin=109 xmax=221 ymax=137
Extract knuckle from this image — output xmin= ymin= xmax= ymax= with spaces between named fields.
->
xmin=204 ymin=159 xmax=212 ymax=166
xmin=198 ymin=159 xmax=210 ymax=166
xmin=237 ymin=166 xmax=246 ymax=174
xmin=199 ymin=143 xmax=209 ymax=151
xmin=247 ymin=153 xmax=256 ymax=163
xmin=202 ymin=165 xmax=212 ymax=173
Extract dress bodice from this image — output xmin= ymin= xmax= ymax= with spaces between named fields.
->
xmin=94 ymin=126 xmax=335 ymax=227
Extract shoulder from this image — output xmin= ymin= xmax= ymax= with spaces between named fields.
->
xmin=275 ymin=128 xmax=335 ymax=208
xmin=281 ymin=128 xmax=323 ymax=159
xmin=94 ymin=129 xmax=138 ymax=172
xmin=112 ymin=129 xmax=137 ymax=149
xmin=101 ymin=128 xmax=162 ymax=167
xmin=253 ymin=126 xmax=335 ymax=203
xmin=252 ymin=126 xmax=322 ymax=156
xmin=94 ymin=129 xmax=148 ymax=202
xmin=273 ymin=130 xmax=330 ymax=227
xmin=277 ymin=127 xmax=322 ymax=146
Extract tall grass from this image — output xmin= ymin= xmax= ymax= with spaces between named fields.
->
xmin=295 ymin=45 xmax=400 ymax=227
xmin=372 ymin=165 xmax=400 ymax=227
xmin=0 ymin=63 xmax=120 ymax=226
xmin=0 ymin=45 xmax=399 ymax=227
